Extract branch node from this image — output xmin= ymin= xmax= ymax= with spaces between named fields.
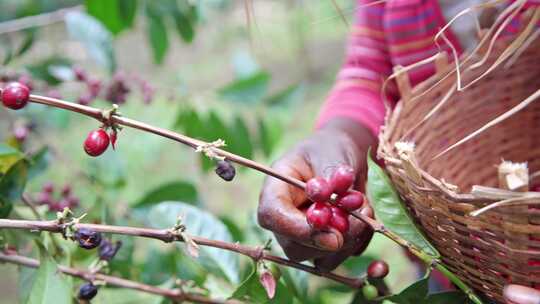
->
xmin=195 ymin=139 xmax=226 ymax=161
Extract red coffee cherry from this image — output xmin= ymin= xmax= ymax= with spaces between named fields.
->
xmin=331 ymin=165 xmax=355 ymax=195
xmin=329 ymin=206 xmax=349 ymax=234
xmin=367 ymin=260 xmax=389 ymax=279
xmin=2 ymin=82 xmax=30 ymax=110
xmin=305 ymin=177 xmax=333 ymax=203
xmin=336 ymin=191 xmax=364 ymax=211
xmin=83 ymin=129 xmax=110 ymax=157
xmin=306 ymin=202 xmax=332 ymax=230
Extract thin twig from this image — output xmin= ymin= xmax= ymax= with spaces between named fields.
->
xmin=0 ymin=252 xmax=224 ymax=304
xmin=0 ymin=218 xmax=364 ymax=288
xmin=0 ymin=6 xmax=83 ymax=35
xmin=21 ymin=194 xmax=42 ymax=220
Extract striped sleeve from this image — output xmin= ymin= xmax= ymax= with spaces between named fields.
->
xmin=316 ymin=0 xmax=392 ymax=136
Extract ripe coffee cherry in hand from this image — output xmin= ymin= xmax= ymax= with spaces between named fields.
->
xmin=306 ymin=202 xmax=332 ymax=230
xmin=306 ymin=177 xmax=333 ymax=203
xmin=331 ymin=165 xmax=355 ymax=195
xmin=74 ymin=228 xmax=103 ymax=249
xmin=215 ymin=160 xmax=236 ymax=181
xmin=329 ymin=206 xmax=349 ymax=234
xmin=78 ymin=283 xmax=98 ymax=300
xmin=367 ymin=260 xmax=389 ymax=279
xmin=2 ymin=82 xmax=30 ymax=110
xmin=84 ymin=129 xmax=110 ymax=157
xmin=337 ymin=191 xmax=364 ymax=211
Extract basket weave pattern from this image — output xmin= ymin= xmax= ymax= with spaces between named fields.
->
xmin=379 ymin=38 xmax=540 ymax=303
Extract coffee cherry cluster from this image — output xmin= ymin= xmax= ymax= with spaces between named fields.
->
xmin=35 ymin=182 xmax=80 ymax=212
xmin=304 ymin=165 xmax=365 ymax=234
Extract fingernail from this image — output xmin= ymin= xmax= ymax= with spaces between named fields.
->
xmin=312 ymin=232 xmax=343 ymax=251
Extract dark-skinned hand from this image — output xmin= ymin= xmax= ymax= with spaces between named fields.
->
xmin=258 ymin=118 xmax=376 ymax=271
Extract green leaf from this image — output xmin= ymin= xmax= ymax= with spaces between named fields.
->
xmin=257 ymin=117 xmax=282 ymax=157
xmin=142 ymin=201 xmax=240 ymax=283
xmin=18 ymin=266 xmax=36 ymax=303
xmin=230 ymin=262 xmax=295 ymax=303
xmin=264 ymin=84 xmax=305 ymax=108
xmin=387 ymin=277 xmax=429 ymax=304
xmin=170 ymin=1 xmax=195 ymax=43
xmin=0 ymin=160 xmax=28 ymax=218
xmin=281 ymin=267 xmax=308 ymax=301
xmin=228 ymin=116 xmax=253 ymax=159
xmin=141 ymin=247 xmax=206 ymax=286
xmin=134 ymin=181 xmax=198 ymax=207
xmin=27 ymin=242 xmax=72 ymax=304
xmin=0 ymin=143 xmax=23 ymax=173
xmin=85 ymin=0 xmax=136 ymax=35
xmin=425 ymin=291 xmax=468 ymax=304
xmin=146 ymin=5 xmax=169 ymax=64
xmin=219 ymin=216 xmax=244 ymax=242
xmin=26 ymin=57 xmax=72 ymax=85
xmin=27 ymin=147 xmax=50 ymax=180
xmin=366 ymin=156 xmax=439 ymax=258
xmin=218 ymin=71 xmax=270 ymax=104
xmin=16 ymin=29 xmax=36 ymax=57
xmin=65 ymin=11 xmax=116 ymax=73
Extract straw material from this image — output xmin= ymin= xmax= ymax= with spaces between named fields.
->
xmin=379 ymin=33 xmax=540 ymax=303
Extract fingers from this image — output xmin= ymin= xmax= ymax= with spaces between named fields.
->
xmin=503 ymin=285 xmax=540 ymax=304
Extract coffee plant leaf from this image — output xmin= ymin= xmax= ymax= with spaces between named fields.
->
xmin=0 ymin=159 xmax=28 ymax=218
xmin=26 ymin=242 xmax=72 ymax=304
xmin=280 ymin=266 xmax=309 ymax=301
xmin=424 ymin=291 xmax=468 ymax=304
xmin=366 ymin=156 xmax=440 ymax=258
xmin=0 ymin=143 xmax=23 ymax=174
xmin=65 ymin=11 xmax=116 ymax=73
xmin=169 ymin=0 xmax=196 ymax=43
xmin=146 ymin=4 xmax=169 ymax=65
xmin=27 ymin=147 xmax=50 ymax=180
xmin=16 ymin=29 xmax=36 ymax=57
xmin=85 ymin=0 xmax=137 ymax=35
xmin=218 ymin=71 xmax=270 ymax=104
xmin=264 ymin=84 xmax=305 ymax=108
xmin=257 ymin=117 xmax=283 ymax=158
xmin=18 ymin=266 xmax=36 ymax=303
xmin=219 ymin=215 xmax=245 ymax=242
xmin=387 ymin=276 xmax=429 ymax=304
xmin=26 ymin=57 xmax=72 ymax=85
xmin=142 ymin=201 xmax=240 ymax=283
xmin=134 ymin=181 xmax=199 ymax=208
xmin=228 ymin=115 xmax=253 ymax=159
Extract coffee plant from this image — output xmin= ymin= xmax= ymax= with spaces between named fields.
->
xmin=0 ymin=1 xmax=488 ymax=304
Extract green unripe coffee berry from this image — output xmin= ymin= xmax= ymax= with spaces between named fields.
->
xmin=362 ymin=284 xmax=378 ymax=300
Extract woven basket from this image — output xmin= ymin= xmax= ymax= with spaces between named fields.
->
xmin=378 ymin=31 xmax=540 ymax=303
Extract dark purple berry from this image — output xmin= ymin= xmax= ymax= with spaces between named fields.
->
xmin=78 ymin=93 xmax=93 ymax=106
xmin=74 ymin=228 xmax=103 ymax=249
xmin=78 ymin=283 xmax=98 ymax=300
xmin=215 ymin=160 xmax=236 ymax=181
xmin=61 ymin=184 xmax=71 ymax=197
xmin=87 ymin=78 xmax=101 ymax=98
xmin=330 ymin=165 xmax=355 ymax=195
xmin=305 ymin=177 xmax=332 ymax=203
xmin=36 ymin=192 xmax=52 ymax=205
xmin=306 ymin=202 xmax=331 ymax=230
xmin=17 ymin=74 xmax=33 ymax=91
xmin=2 ymin=82 xmax=30 ymax=110
xmin=367 ymin=260 xmax=389 ymax=279
xmin=84 ymin=129 xmax=110 ymax=157
xmin=98 ymin=239 xmax=122 ymax=261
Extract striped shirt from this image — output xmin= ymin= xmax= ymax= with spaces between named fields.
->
xmin=316 ymin=0 xmax=537 ymax=136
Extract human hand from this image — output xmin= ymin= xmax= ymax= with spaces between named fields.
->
xmin=504 ymin=284 xmax=540 ymax=304
xmin=258 ymin=118 xmax=376 ymax=271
